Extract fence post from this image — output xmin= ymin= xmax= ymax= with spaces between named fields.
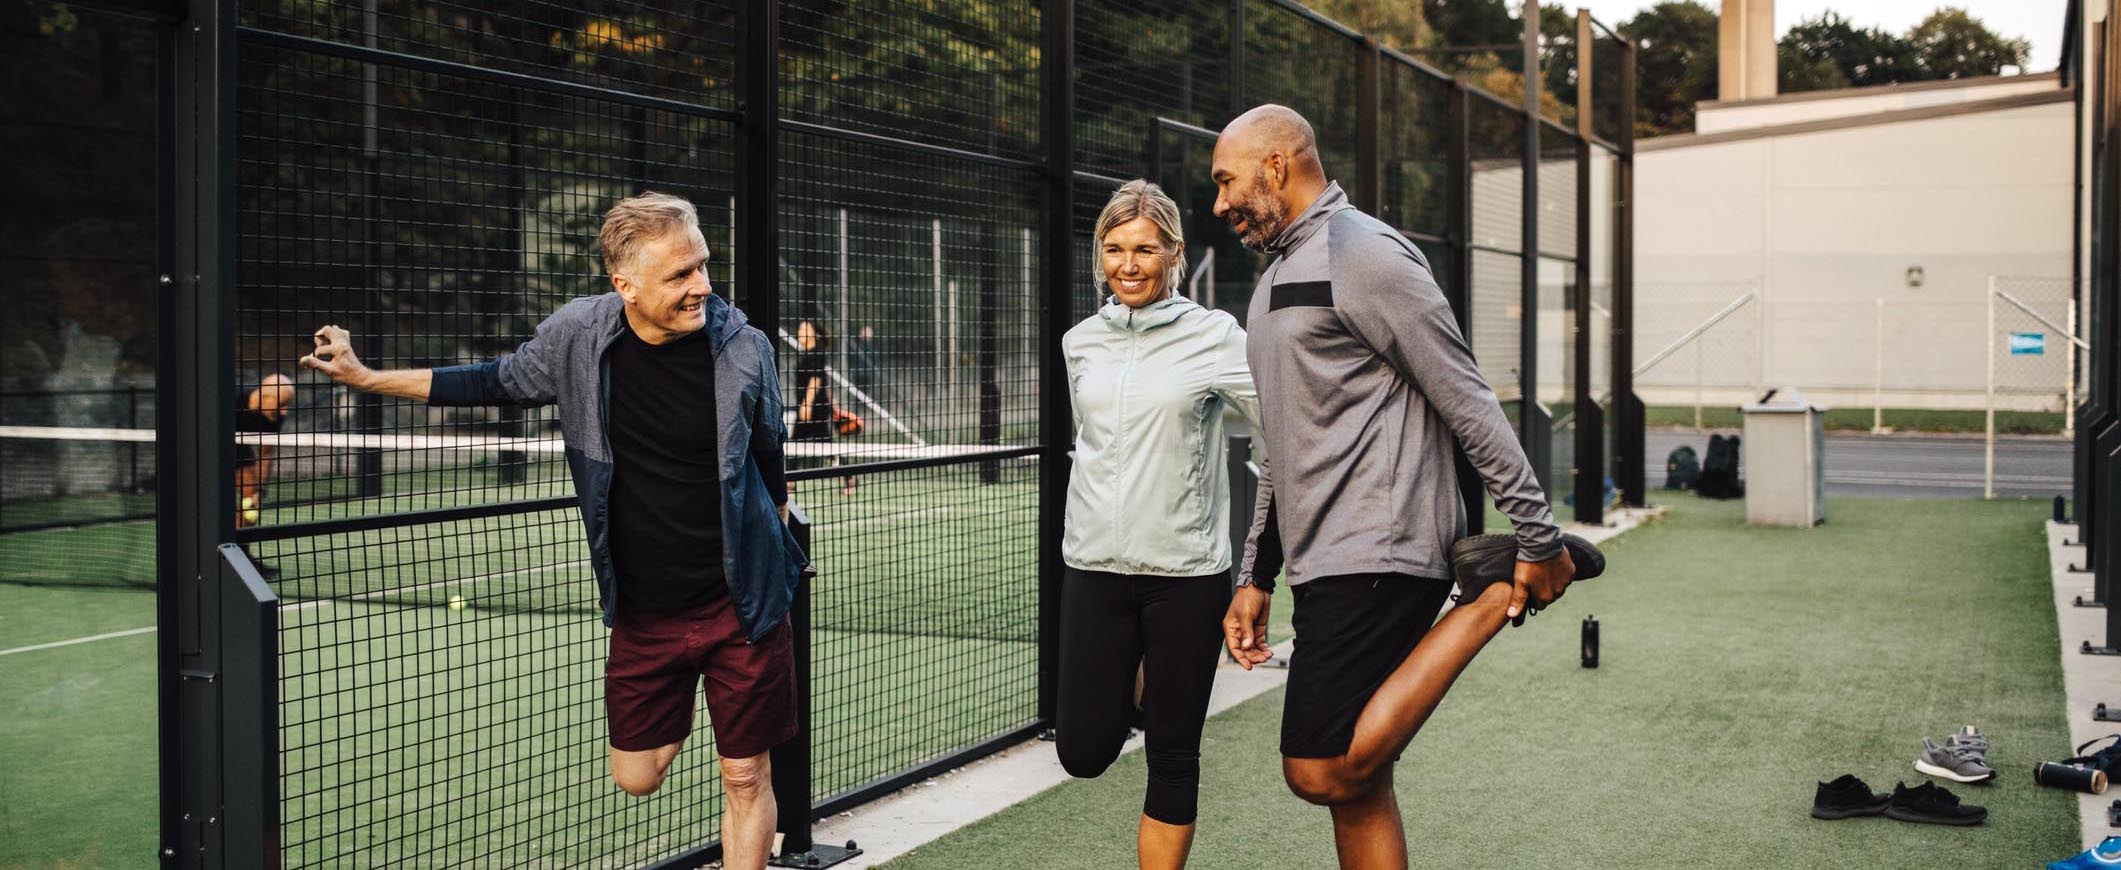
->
xmin=980 ymin=221 xmax=1002 ymax=484
xmin=1354 ymin=37 xmax=1381 ymax=214
xmin=1613 ymin=37 xmax=1645 ymax=507
xmin=1573 ymin=10 xmax=1605 ymax=525
xmin=1446 ymin=81 xmax=1484 ymax=534
xmin=166 ymin=0 xmax=243 ymax=863
xmin=1693 ymin=339 xmax=1704 ymax=431
xmin=1037 ymin=0 xmax=1076 ymax=727
xmin=2070 ymin=296 xmax=2081 ymax=440
xmin=1987 ymin=275 xmax=1998 ymax=500
xmin=1873 ymin=298 xmax=1886 ymax=434
xmin=770 ymin=505 xmax=861 ymax=867
xmin=1520 ymin=0 xmax=1548 ymax=494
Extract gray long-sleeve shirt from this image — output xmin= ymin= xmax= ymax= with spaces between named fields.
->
xmin=1237 ymin=183 xmax=1560 ymax=591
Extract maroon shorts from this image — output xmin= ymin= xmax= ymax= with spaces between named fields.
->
xmin=605 ymin=595 xmax=799 ymax=759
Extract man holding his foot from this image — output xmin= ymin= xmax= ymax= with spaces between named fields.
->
xmin=1215 ymin=104 xmax=1576 ymax=869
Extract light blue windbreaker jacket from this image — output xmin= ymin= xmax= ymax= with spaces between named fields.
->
xmin=1062 ymin=294 xmax=1260 ymax=576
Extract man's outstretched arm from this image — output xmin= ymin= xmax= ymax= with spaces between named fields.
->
xmin=302 ymin=314 xmax=561 ymax=408
xmin=300 ymin=325 xmax=434 ymax=401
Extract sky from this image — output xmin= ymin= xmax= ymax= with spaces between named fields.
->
xmin=1568 ymin=0 xmax=2072 ymax=73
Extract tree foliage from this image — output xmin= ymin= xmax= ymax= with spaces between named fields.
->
xmin=1617 ymin=1 xmax=1718 ymax=137
xmin=1909 ymin=7 xmax=2031 ymax=80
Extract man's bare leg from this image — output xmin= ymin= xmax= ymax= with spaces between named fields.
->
xmin=610 ymin=740 xmax=684 ymax=797
xmin=718 ymin=752 xmax=777 ymax=870
xmin=1137 ymin=815 xmax=1195 ymax=870
xmin=1327 ymin=782 xmax=1405 ymax=870
xmin=1342 ymin=583 xmax=1516 ymax=774
xmin=1280 ymin=583 xmax=1516 ymax=866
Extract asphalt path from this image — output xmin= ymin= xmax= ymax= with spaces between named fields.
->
xmin=1643 ymin=428 xmax=2073 ymax=501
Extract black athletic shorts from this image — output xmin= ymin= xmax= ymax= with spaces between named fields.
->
xmin=1281 ymin=572 xmax=1454 ymax=759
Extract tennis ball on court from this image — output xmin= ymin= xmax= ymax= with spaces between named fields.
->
xmin=449 ymin=595 xmax=468 ymax=611
xmin=242 ymin=509 xmax=261 ymax=524
xmin=240 ymin=496 xmax=256 ymax=511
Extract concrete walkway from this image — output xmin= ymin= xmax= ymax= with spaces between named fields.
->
xmin=2047 ymin=522 xmax=2121 ymax=848
xmin=795 ymin=506 xmax=1665 ymax=867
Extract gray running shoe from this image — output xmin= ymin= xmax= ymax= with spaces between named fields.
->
xmin=1947 ymin=724 xmax=1989 ymax=760
xmin=1915 ymin=736 xmax=1996 ymax=784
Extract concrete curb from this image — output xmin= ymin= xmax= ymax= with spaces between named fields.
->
xmin=2046 ymin=521 xmax=2121 ymax=849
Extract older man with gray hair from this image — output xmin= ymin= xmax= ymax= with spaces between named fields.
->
xmin=299 ymin=192 xmax=807 ymax=870
xmin=1216 ymin=105 xmax=1577 ymax=869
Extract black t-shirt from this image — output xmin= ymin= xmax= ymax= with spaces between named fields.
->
xmin=234 ymin=405 xmax=283 ymax=466
xmin=607 ymin=323 xmax=726 ymax=612
xmin=796 ymin=351 xmax=835 ymax=419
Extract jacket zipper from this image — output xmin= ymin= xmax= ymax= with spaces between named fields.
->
xmin=1114 ymin=308 xmax=1138 ymax=562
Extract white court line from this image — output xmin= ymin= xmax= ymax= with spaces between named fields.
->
xmin=0 ymin=625 xmax=156 ymax=657
xmin=283 ymin=559 xmax=590 ymax=613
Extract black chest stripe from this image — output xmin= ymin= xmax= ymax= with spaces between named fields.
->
xmin=1269 ymin=280 xmax=1333 ymax=311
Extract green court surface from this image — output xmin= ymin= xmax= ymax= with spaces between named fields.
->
xmin=4 ymin=459 xmax=1040 ymax=869
xmin=0 ymin=584 xmax=158 ymax=870
xmin=885 ymin=494 xmax=2079 ymax=869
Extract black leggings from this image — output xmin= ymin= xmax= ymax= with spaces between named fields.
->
xmin=1054 ymin=567 xmax=1229 ymax=826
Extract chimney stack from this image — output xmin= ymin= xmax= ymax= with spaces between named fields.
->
xmin=1719 ymin=0 xmax=1778 ymax=101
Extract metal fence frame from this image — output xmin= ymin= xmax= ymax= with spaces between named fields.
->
xmin=138 ymin=0 xmax=1637 ymax=866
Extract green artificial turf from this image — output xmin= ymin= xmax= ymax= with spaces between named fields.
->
xmin=0 ymin=584 xmax=158 ymax=870
xmin=1 ymin=462 xmax=1043 ymax=869
xmin=884 ymin=494 xmax=2078 ymax=870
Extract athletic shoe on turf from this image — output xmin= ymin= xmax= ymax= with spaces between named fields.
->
xmin=1883 ymin=780 xmax=1987 ymax=826
xmin=1916 ymin=736 xmax=1996 ymax=784
xmin=1810 ymin=774 xmax=1890 ymax=820
xmin=1447 ymin=533 xmax=1606 ymax=605
xmin=2049 ymin=836 xmax=2121 ymax=870
xmin=1948 ymin=725 xmax=1990 ymax=764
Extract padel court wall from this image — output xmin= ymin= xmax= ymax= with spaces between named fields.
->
xmin=100 ymin=0 xmax=1641 ymax=866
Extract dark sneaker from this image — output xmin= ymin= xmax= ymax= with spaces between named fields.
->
xmin=1449 ymin=532 xmax=1607 ymax=605
xmin=1884 ymin=781 xmax=1987 ymax=826
xmin=1916 ymin=736 xmax=1997 ymax=783
xmin=1811 ymin=774 xmax=1890 ymax=820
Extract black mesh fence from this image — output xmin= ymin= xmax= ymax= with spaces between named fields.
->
xmin=125 ymin=1 xmax=1637 ymax=867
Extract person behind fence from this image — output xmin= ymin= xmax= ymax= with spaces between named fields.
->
xmin=234 ymin=372 xmax=295 ymax=579
xmin=1055 ymin=179 xmax=1259 ymax=870
xmin=296 ymin=192 xmax=807 ymax=870
xmin=850 ymin=324 xmax=881 ymax=399
xmin=1213 ymin=105 xmax=1577 ymax=869
xmin=791 ymin=317 xmax=856 ymax=497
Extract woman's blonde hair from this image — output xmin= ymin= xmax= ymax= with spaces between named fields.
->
xmin=1091 ymin=179 xmax=1187 ymax=295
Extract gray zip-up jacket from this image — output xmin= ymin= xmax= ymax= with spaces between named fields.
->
xmin=427 ymin=292 xmax=807 ymax=639
xmin=1237 ymin=183 xmax=1559 ymax=591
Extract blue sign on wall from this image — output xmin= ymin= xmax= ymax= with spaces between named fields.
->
xmin=2009 ymin=332 xmax=2046 ymax=356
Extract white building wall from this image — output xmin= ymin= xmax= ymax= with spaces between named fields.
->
xmin=1696 ymin=75 xmax=2061 ymax=133
xmin=1636 ymin=99 xmax=2073 ymax=411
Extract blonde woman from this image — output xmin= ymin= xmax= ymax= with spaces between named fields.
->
xmin=1055 ymin=180 xmax=1258 ymax=869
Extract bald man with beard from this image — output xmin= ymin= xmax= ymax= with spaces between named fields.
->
xmin=1214 ymin=105 xmax=1577 ymax=869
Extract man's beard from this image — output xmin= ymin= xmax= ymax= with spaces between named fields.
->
xmin=1229 ymin=176 xmax=1288 ymax=252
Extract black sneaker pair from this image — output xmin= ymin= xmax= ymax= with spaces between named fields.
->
xmin=1813 ymin=774 xmax=1986 ymax=825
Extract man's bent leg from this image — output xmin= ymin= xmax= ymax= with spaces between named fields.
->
xmin=1342 ymin=582 xmax=1514 ymax=776
xmin=719 ymin=752 xmax=777 ymax=870
xmin=1282 ymin=582 xmax=1513 ymax=802
xmin=609 ymin=740 xmax=684 ymax=796
xmin=1282 ymin=758 xmax=1403 ymax=869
